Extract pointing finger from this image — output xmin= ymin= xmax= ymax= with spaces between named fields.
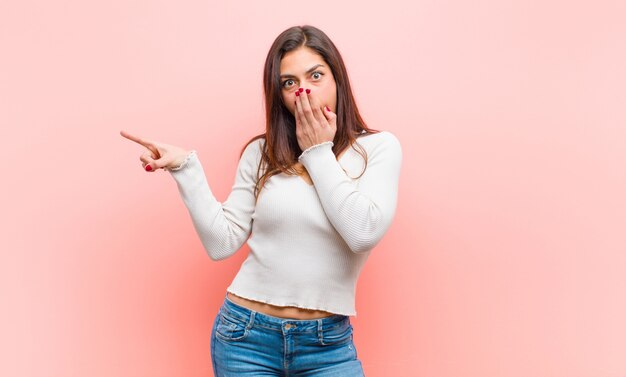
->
xmin=120 ymin=130 xmax=156 ymax=149
xmin=120 ymin=130 xmax=161 ymax=157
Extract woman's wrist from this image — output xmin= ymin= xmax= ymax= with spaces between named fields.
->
xmin=168 ymin=150 xmax=197 ymax=171
xmin=298 ymin=141 xmax=334 ymax=162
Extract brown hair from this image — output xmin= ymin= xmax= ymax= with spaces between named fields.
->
xmin=241 ymin=25 xmax=379 ymax=200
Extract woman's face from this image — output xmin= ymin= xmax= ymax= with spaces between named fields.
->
xmin=280 ymin=47 xmax=337 ymax=117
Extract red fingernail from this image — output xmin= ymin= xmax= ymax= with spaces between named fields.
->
xmin=305 ymin=89 xmax=310 ymax=94
xmin=145 ymin=165 xmax=152 ymax=171
xmin=295 ymin=91 xmax=300 ymax=96
xmin=325 ymin=106 xmax=330 ymax=111
xmin=298 ymin=88 xmax=303 ymax=93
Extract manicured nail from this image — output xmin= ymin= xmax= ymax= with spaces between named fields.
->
xmin=325 ymin=106 xmax=330 ymax=111
xmin=298 ymin=88 xmax=303 ymax=92
xmin=305 ymin=89 xmax=310 ymax=94
xmin=145 ymin=165 xmax=152 ymax=171
xmin=295 ymin=91 xmax=300 ymax=96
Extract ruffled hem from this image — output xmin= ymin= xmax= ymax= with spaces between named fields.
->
xmin=166 ymin=150 xmax=197 ymax=171
xmin=297 ymin=141 xmax=334 ymax=162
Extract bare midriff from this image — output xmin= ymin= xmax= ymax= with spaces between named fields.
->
xmin=227 ymin=292 xmax=337 ymax=319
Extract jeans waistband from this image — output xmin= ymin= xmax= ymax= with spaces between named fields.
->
xmin=221 ymin=292 xmax=348 ymax=332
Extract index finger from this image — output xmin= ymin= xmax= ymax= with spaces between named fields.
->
xmin=120 ymin=130 xmax=155 ymax=149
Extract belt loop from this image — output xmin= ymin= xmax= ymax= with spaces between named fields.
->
xmin=248 ymin=311 xmax=256 ymax=330
xmin=317 ymin=318 xmax=323 ymax=343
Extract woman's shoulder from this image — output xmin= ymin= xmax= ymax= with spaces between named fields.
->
xmin=355 ymin=130 xmax=402 ymax=153
xmin=240 ymin=134 xmax=266 ymax=160
xmin=339 ymin=130 xmax=401 ymax=175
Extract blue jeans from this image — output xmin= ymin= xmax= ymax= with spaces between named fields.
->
xmin=210 ymin=292 xmax=365 ymax=376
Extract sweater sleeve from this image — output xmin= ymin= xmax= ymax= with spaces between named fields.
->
xmin=297 ymin=131 xmax=402 ymax=254
xmin=168 ymin=139 xmax=262 ymax=261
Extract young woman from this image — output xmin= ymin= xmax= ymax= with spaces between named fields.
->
xmin=121 ymin=24 xmax=402 ymax=377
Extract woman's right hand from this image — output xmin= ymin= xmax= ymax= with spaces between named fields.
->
xmin=120 ymin=130 xmax=192 ymax=172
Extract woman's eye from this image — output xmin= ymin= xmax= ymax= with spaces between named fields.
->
xmin=282 ymin=72 xmax=323 ymax=88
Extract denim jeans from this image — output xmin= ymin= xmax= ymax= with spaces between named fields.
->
xmin=210 ymin=292 xmax=365 ymax=376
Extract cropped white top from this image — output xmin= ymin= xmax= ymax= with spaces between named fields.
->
xmin=168 ymin=130 xmax=402 ymax=316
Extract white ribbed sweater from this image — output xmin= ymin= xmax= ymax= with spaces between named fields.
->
xmin=168 ymin=130 xmax=402 ymax=316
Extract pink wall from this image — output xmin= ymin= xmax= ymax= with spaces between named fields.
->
xmin=1 ymin=0 xmax=625 ymax=376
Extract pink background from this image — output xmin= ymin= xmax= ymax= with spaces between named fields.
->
xmin=1 ymin=0 xmax=625 ymax=376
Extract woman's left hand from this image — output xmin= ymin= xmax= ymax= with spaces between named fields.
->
xmin=294 ymin=88 xmax=337 ymax=151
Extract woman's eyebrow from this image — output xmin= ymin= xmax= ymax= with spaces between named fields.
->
xmin=280 ymin=64 xmax=325 ymax=79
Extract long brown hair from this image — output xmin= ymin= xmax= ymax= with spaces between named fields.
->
xmin=241 ymin=25 xmax=379 ymax=200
